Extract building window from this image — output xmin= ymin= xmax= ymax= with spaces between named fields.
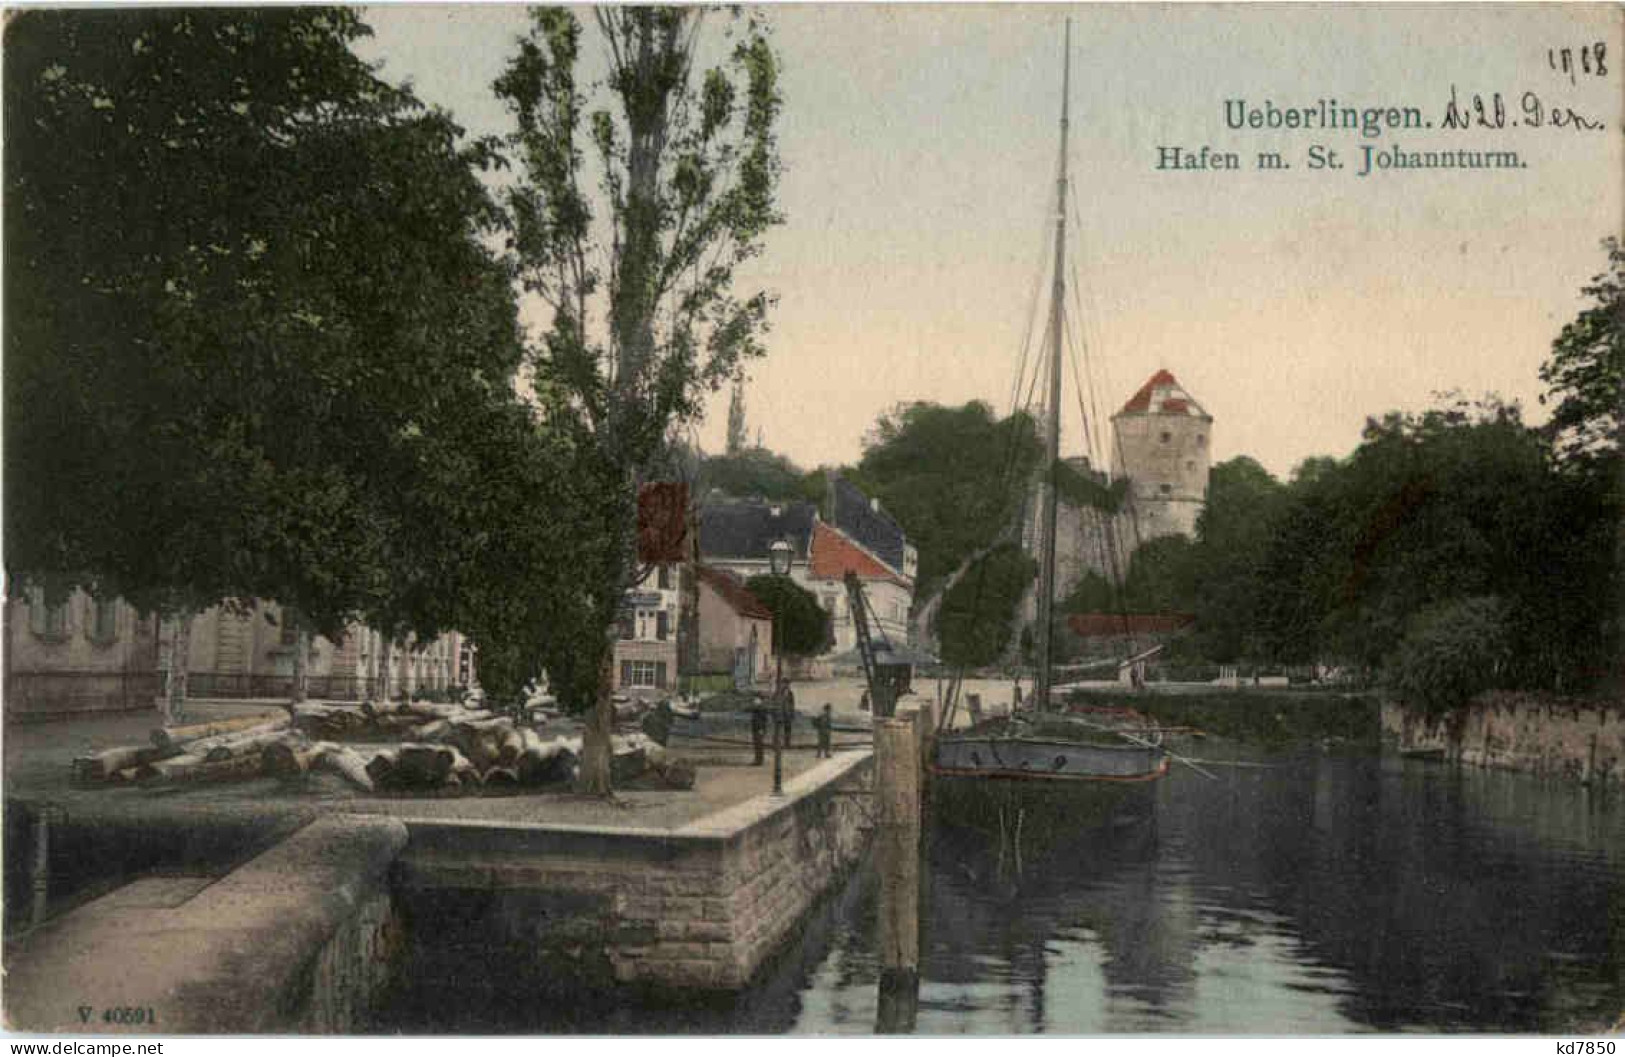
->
xmin=1186 ymin=460 xmax=1196 ymax=471
xmin=279 ymin=607 xmax=299 ymax=646
xmin=27 ymin=588 xmax=68 ymax=639
xmin=89 ymin=598 xmax=118 ymax=643
xmin=656 ymin=610 xmax=669 ymax=641
xmin=1196 ymin=434 xmax=1207 ymax=447
xmin=1160 ymin=483 xmax=1172 ymax=495
xmin=1160 ymin=431 xmax=1172 ymax=443
xmin=623 ymin=660 xmax=668 ymax=689
xmin=657 ymin=565 xmax=672 ymax=590
xmin=618 ymin=609 xmax=635 ymax=641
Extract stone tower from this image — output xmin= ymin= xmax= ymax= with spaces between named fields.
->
xmin=1110 ymin=369 xmax=1212 ymax=543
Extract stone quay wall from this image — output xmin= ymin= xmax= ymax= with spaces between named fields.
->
xmin=394 ymin=750 xmax=874 ymax=992
xmin=5 ymin=816 xmax=407 ymax=1034
xmin=1382 ymin=691 xmax=1624 ymax=787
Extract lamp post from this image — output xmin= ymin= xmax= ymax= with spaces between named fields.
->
xmin=768 ymin=537 xmax=794 ymax=796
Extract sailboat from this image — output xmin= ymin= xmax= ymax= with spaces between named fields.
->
xmin=930 ymin=21 xmax=1168 ymax=832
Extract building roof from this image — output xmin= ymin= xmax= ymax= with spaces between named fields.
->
xmin=1117 ymin=369 xmax=1211 ymax=419
xmin=808 ymin=521 xmax=907 ymax=586
xmin=828 ymin=475 xmax=907 ymax=574
xmin=695 ymin=565 xmax=773 ymax=620
xmin=697 ymin=498 xmax=817 ymax=563
xmin=1067 ymin=612 xmax=1195 ymax=638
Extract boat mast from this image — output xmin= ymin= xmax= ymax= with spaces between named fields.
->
xmin=1034 ymin=19 xmax=1070 ymax=715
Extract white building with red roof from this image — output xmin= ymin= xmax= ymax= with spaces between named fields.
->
xmin=1110 ymin=368 xmax=1213 ymax=542
xmin=805 ymin=520 xmax=914 ymax=655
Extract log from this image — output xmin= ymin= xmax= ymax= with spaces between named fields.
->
xmin=456 ymin=729 xmax=503 ymax=772
xmin=516 ymin=744 xmax=578 ymax=786
xmin=495 ymin=727 xmax=526 ymax=767
xmin=409 ymin=719 xmax=453 ymax=742
xmin=402 ymin=702 xmax=490 ymax=722
xmin=448 ymin=753 xmax=482 ymax=791
xmin=142 ymin=752 xmax=266 ymax=785
xmin=395 ymin=743 xmax=456 ymax=786
xmin=262 ymin=740 xmax=324 ymax=777
xmin=73 ymin=744 xmax=177 ymax=783
xmin=138 ymin=753 xmax=207 ymax=781
xmin=482 ymin=765 xmax=519 ymax=790
xmin=291 ymin=703 xmax=368 ymax=739
xmin=365 ymin=749 xmax=400 ymax=788
xmin=151 ymin=713 xmax=284 ymax=750
xmin=315 ymin=744 xmax=374 ymax=792
xmin=200 ymin=728 xmax=301 ymax=762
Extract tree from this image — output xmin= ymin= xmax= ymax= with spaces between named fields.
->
xmin=936 ymin=544 xmax=1036 ymax=669
xmin=4 ymin=9 xmax=547 ymax=702
xmin=1384 ymin=596 xmax=1511 ymax=718
xmin=495 ymin=7 xmax=783 ymax=793
xmin=1540 ymin=238 xmax=1624 ymax=469
xmin=697 ymin=446 xmax=808 ymax=501
xmin=1539 ymin=238 xmax=1625 ymax=689
xmin=744 ymin=576 xmax=832 ymax=657
xmin=1188 ymin=457 xmax=1286 ymax=661
xmin=725 ymin=377 xmax=748 ymax=455
xmin=853 ymin=401 xmax=1041 ymax=601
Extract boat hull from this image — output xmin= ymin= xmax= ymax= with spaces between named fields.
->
xmin=930 ymin=729 xmax=1167 ymax=836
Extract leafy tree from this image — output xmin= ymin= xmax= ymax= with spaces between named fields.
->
xmin=1383 ymin=595 xmax=1511 ymax=718
xmin=1540 ymin=238 xmax=1624 ymax=469
xmin=744 ymin=576 xmax=832 ymax=657
xmin=725 ymin=378 xmax=748 ymax=455
xmin=3 ymin=9 xmax=548 ymax=706
xmin=853 ymin=401 xmax=1041 ymax=601
xmin=1188 ymin=457 xmax=1287 ymax=661
xmin=697 ymin=446 xmax=808 ymax=501
xmin=1539 ymin=238 xmax=1625 ymax=689
xmin=936 ymin=544 xmax=1036 ymax=668
xmin=496 ymin=7 xmax=783 ymax=793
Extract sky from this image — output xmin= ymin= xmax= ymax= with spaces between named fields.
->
xmin=357 ymin=3 xmax=1622 ymax=480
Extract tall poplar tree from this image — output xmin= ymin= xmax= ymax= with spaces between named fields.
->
xmin=495 ymin=7 xmax=784 ymax=793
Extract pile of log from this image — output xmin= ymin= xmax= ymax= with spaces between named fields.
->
xmin=71 ymin=713 xmax=376 ymax=792
xmin=70 ymin=701 xmax=697 ymax=796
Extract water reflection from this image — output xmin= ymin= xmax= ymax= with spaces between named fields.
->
xmin=790 ymin=747 xmax=1622 ymax=1034
xmin=373 ymin=747 xmax=1622 ymax=1034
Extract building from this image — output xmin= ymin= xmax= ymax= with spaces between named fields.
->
xmin=4 ymin=588 xmax=473 ymax=719
xmin=1111 ymin=369 xmax=1213 ymax=542
xmin=5 ymin=587 xmax=159 ymax=719
xmin=806 ymin=521 xmax=913 ymax=654
xmin=693 ymin=565 xmax=774 ymax=687
xmin=697 ymin=477 xmax=917 ymax=664
xmin=183 ymin=604 xmax=471 ymax=702
xmin=612 ymin=564 xmax=680 ymax=696
xmin=1007 ymin=368 xmax=1213 ymax=632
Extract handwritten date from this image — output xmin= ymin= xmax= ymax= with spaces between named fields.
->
xmin=1441 ymin=85 xmax=1603 ymax=132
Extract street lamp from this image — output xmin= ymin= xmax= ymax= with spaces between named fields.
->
xmin=768 ymin=537 xmax=794 ymax=795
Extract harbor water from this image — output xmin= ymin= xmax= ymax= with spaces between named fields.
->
xmin=375 ymin=744 xmax=1623 ymax=1034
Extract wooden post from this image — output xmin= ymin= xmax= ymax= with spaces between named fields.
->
xmin=163 ymin=609 xmax=192 ymax=724
xmin=30 ymin=805 xmax=58 ymax=929
xmin=292 ymin=626 xmax=310 ymax=704
xmin=874 ymin=714 xmax=920 ymax=1032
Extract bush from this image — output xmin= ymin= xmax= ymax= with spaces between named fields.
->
xmin=1383 ymin=595 xmax=1511 ymax=717
xmin=744 ymin=575 xmax=833 ymax=657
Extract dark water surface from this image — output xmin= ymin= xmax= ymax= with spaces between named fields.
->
xmin=378 ymin=747 xmax=1623 ymax=1034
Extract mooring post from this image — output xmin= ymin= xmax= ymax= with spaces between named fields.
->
xmin=30 ymin=804 xmax=59 ymax=929
xmin=875 ymin=714 xmax=921 ymax=1032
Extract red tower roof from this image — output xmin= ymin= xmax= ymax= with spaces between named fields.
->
xmin=1117 ymin=369 xmax=1208 ymax=418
